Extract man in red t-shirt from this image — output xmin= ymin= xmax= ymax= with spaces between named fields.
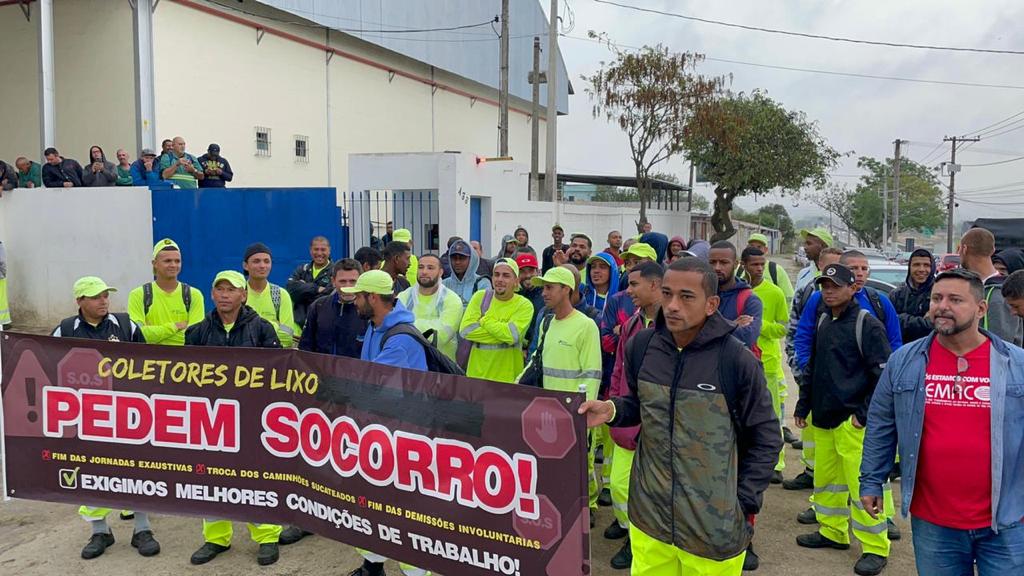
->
xmin=861 ymin=268 xmax=1024 ymax=576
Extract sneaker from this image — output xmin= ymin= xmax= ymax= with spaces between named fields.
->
xmin=742 ymin=542 xmax=760 ymax=571
xmin=854 ymin=553 xmax=888 ymax=576
xmin=797 ymin=507 xmax=818 ymax=525
xmin=190 ymin=542 xmax=230 ymax=565
xmin=81 ymin=532 xmax=115 ymax=560
xmin=796 ymin=532 xmax=850 ymax=550
xmin=257 ymin=543 xmax=279 ymax=566
xmin=770 ymin=470 xmax=784 ymax=484
xmin=783 ymin=427 xmax=797 ymax=444
xmin=887 ymin=518 xmax=901 ymax=541
xmin=598 ymin=488 xmax=613 ymax=507
xmin=604 ymin=520 xmax=628 ymax=540
xmin=610 ymin=538 xmax=632 ymax=569
xmin=279 ymin=525 xmax=313 ymax=545
xmin=348 ymin=560 xmax=386 ymax=576
xmin=119 ymin=511 xmax=135 ymax=520
xmin=131 ymin=530 xmax=160 ymax=557
xmin=783 ymin=471 xmax=814 ymax=491
xmin=792 ymin=440 xmax=804 ymax=450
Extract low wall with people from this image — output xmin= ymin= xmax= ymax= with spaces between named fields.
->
xmin=0 ymin=187 xmax=154 ymax=328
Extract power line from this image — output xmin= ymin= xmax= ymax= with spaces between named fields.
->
xmin=977 ymin=122 xmax=1024 ymax=140
xmin=961 ymin=155 xmax=1024 ymax=167
xmin=591 ymin=0 xmax=1024 ymax=55
xmin=963 ymin=109 xmax=1024 ymax=137
xmin=561 ymin=35 xmax=1024 ymax=91
xmin=958 ymin=179 xmax=1024 ymax=192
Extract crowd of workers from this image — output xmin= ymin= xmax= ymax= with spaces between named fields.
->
xmin=0 ymin=137 xmax=232 ymax=191
xmin=18 ymin=218 xmax=1024 ymax=576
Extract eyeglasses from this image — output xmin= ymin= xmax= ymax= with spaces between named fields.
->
xmin=954 ymin=356 xmax=969 ymax=395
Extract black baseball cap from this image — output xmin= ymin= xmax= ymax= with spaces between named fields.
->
xmin=815 ymin=263 xmax=856 ymax=287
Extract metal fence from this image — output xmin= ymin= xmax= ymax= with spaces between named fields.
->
xmin=340 ymin=189 xmax=440 ymax=257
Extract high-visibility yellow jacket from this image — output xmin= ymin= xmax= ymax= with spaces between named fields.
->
xmin=127 ymin=281 xmax=205 ymax=346
xmin=246 ymin=282 xmax=298 ymax=348
xmin=398 ymin=284 xmax=465 ymax=360
xmin=459 ymin=290 xmax=534 ymax=383
xmin=521 ymin=309 xmax=602 ymax=400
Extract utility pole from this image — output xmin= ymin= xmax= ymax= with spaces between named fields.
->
xmin=528 ymin=37 xmax=543 ymax=199
xmin=892 ymin=139 xmax=903 ymax=248
xmin=544 ymin=0 xmax=559 ymax=206
xmin=882 ymin=165 xmax=889 ymax=248
xmin=687 ymin=163 xmax=695 ymax=212
xmin=943 ymin=136 xmax=979 ymax=252
xmin=498 ymin=1 xmax=509 ymax=156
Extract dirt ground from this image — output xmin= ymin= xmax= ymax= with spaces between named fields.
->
xmin=0 ymin=257 xmax=918 ymax=575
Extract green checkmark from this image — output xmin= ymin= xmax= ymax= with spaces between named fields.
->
xmin=60 ymin=467 xmax=80 ymax=488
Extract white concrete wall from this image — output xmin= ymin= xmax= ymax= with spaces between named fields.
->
xmin=0 ymin=0 xmax=136 ymax=164
xmin=0 ymin=187 xmax=154 ymax=328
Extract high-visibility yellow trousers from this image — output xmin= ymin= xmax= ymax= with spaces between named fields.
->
xmin=202 ymin=519 xmax=281 ymax=546
xmin=357 ymin=549 xmax=430 ymax=575
xmin=587 ymin=430 xmax=599 ymax=510
xmin=811 ymin=422 xmax=890 ymax=557
xmin=610 ymin=444 xmax=634 ymax=529
xmin=631 ymin=524 xmax=745 ymax=576
xmin=78 ymin=507 xmax=134 ymax=521
xmin=593 ymin=424 xmax=613 ymax=487
xmin=766 ymin=373 xmax=786 ymax=471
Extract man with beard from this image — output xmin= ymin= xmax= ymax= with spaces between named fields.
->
xmin=298 ymin=259 xmax=366 ymax=358
xmin=342 ymin=270 xmax=429 ymax=576
xmin=459 ymin=258 xmax=535 ymax=382
xmin=443 ymin=239 xmax=491 ymax=304
xmin=287 ymin=236 xmax=334 ymax=329
xmin=862 ymin=268 xmax=1024 ymax=576
xmin=553 ymin=233 xmax=592 ymax=269
xmin=398 ymin=254 xmax=465 ymax=360
xmin=795 ymin=264 xmax=891 ymax=576
xmin=891 ymin=248 xmax=936 ymax=343
xmin=708 ymin=241 xmax=763 ymax=351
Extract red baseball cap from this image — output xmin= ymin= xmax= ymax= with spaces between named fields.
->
xmin=515 ymin=253 xmax=539 ymax=270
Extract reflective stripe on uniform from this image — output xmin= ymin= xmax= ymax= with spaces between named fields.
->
xmin=509 ymin=323 xmax=520 ymax=345
xmin=814 ymin=484 xmax=848 ymax=494
xmin=459 ymin=323 xmax=480 ymax=338
xmin=852 ymin=520 xmax=888 ymax=535
xmin=475 ymin=342 xmax=517 ymax=350
xmin=813 ymin=503 xmax=851 ymax=517
xmin=543 ymin=367 xmax=603 ymax=380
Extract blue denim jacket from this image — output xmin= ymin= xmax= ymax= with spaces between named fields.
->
xmin=860 ymin=331 xmax=1024 ymax=532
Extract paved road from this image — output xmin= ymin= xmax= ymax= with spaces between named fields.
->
xmin=0 ymin=255 xmax=918 ymax=575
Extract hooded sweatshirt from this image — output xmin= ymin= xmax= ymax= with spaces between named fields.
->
xmin=581 ymin=252 xmax=620 ymax=313
xmin=495 ymin=234 xmax=519 ymax=260
xmin=891 ymin=247 xmax=936 ymax=343
xmin=667 ymin=235 xmax=687 ymax=262
xmin=640 ymin=232 xmax=670 ymax=264
xmin=443 ymin=240 xmax=492 ymax=304
xmin=360 ymin=300 xmax=428 ymax=370
xmin=717 ymin=278 xmax=763 ymax=350
xmin=82 ymin=147 xmax=118 ymax=187
xmin=686 ymin=239 xmax=711 ymax=262
xmin=994 ymin=248 xmax=1024 ymax=275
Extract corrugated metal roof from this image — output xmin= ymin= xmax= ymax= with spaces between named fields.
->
xmin=256 ymin=0 xmax=571 ymax=113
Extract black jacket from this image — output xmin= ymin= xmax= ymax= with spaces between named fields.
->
xmin=52 ymin=312 xmax=145 ymax=342
xmin=185 ymin=306 xmax=281 ymax=348
xmin=798 ymin=301 xmax=891 ymax=429
xmin=42 ymin=158 xmax=84 ymax=187
xmin=541 ymin=243 xmax=567 ymax=273
xmin=197 ymin=154 xmax=233 ymax=188
xmin=890 ymin=248 xmax=935 ymax=343
xmin=611 ymin=312 xmax=781 ymax=560
xmin=0 ymin=160 xmax=16 ymax=191
xmin=298 ymin=291 xmax=366 ymax=358
xmin=286 ymin=260 xmax=334 ymax=328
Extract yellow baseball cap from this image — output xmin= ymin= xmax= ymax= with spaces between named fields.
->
xmin=531 ymin=266 xmax=576 ymax=289
xmin=800 ymin=227 xmax=835 ymax=248
xmin=152 ymin=238 xmax=180 ymax=259
xmin=212 ymin=270 xmax=246 ymax=289
xmin=748 ymin=233 xmax=769 ymax=246
xmin=392 ymin=228 xmax=412 ymax=243
xmin=623 ymin=242 xmax=657 ymax=261
xmin=73 ymin=276 xmax=117 ymax=299
xmin=340 ymin=269 xmax=394 ymax=295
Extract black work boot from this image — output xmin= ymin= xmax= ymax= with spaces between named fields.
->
xmin=854 ymin=553 xmax=888 ymax=576
xmin=887 ymin=518 xmax=901 ymax=541
xmin=742 ymin=542 xmax=760 ymax=571
xmin=190 ymin=542 xmax=230 ymax=565
xmin=783 ymin=470 xmax=814 ymax=490
xmin=770 ymin=470 xmax=784 ymax=484
xmin=597 ymin=487 xmax=613 ymax=507
xmin=610 ymin=537 xmax=632 ymax=569
xmin=257 ymin=543 xmax=279 ymax=566
xmin=796 ymin=532 xmax=850 ymax=550
xmin=797 ymin=507 xmax=818 ymax=524
xmin=131 ymin=530 xmax=161 ymax=556
xmin=81 ymin=532 xmax=115 ymax=560
xmin=603 ymin=520 xmax=628 ymax=540
xmin=279 ymin=525 xmax=313 ymax=545
xmin=348 ymin=560 xmax=386 ymax=576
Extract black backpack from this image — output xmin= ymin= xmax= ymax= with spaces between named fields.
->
xmin=814 ymin=285 xmax=887 ymax=325
xmin=381 ymin=323 xmax=466 ymax=376
xmin=143 ymin=282 xmax=193 ymax=315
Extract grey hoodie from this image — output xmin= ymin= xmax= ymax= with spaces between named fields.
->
xmin=82 ymin=147 xmax=118 ymax=187
xmin=984 ymin=276 xmax=1024 ymax=347
xmin=443 ymin=240 xmax=492 ymax=304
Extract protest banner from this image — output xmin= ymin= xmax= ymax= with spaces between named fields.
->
xmin=1 ymin=332 xmax=590 ymax=575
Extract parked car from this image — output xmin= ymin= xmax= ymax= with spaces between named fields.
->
xmin=936 ymin=253 xmax=961 ymax=273
xmin=866 ymin=263 xmax=906 ymax=295
xmin=850 ymin=247 xmax=891 ymax=264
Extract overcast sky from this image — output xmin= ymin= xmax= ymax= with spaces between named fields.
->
xmin=550 ymin=0 xmax=1024 ymax=222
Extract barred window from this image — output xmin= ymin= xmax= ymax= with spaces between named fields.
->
xmin=255 ymin=126 xmax=271 ymax=157
xmin=294 ymin=135 xmax=309 ymax=163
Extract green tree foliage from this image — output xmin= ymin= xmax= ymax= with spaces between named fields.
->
xmin=583 ymin=34 xmax=725 ymax=232
xmin=682 ymin=91 xmax=840 ymax=242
